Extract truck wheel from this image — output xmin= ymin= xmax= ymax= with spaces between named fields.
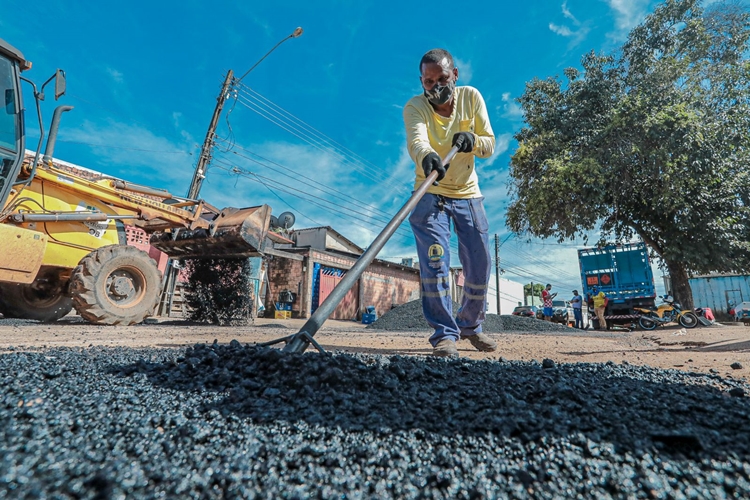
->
xmin=70 ymin=245 xmax=162 ymax=325
xmin=0 ymin=279 xmax=73 ymax=322
xmin=679 ymin=312 xmax=698 ymax=329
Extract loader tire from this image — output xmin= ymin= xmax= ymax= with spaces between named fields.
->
xmin=0 ymin=280 xmax=73 ymax=322
xmin=70 ymin=245 xmax=162 ymax=325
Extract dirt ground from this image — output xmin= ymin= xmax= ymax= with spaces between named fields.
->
xmin=1 ymin=315 xmax=748 ymax=380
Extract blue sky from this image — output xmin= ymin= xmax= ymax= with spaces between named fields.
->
xmin=4 ymin=0 xmax=694 ymax=295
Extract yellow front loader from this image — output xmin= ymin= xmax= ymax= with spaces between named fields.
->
xmin=0 ymin=38 xmax=272 ymax=324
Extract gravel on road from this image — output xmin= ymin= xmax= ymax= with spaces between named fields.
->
xmin=368 ymin=299 xmax=575 ymax=333
xmin=2 ymin=342 xmax=749 ymax=498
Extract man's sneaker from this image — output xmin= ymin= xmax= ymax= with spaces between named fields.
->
xmin=461 ymin=333 xmax=498 ymax=352
xmin=432 ymin=339 xmax=459 ymax=358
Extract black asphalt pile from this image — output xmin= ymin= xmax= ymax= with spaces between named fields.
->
xmin=2 ymin=343 xmax=750 ymax=498
xmin=494 ymin=314 xmax=573 ymax=333
xmin=368 ymin=299 xmax=573 ymax=333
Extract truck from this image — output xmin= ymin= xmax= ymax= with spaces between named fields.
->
xmin=0 ymin=38 xmax=274 ymax=324
xmin=578 ymin=242 xmax=656 ymax=329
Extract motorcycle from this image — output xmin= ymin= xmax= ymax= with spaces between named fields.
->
xmin=635 ymin=295 xmax=699 ymax=330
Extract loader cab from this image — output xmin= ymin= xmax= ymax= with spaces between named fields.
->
xmin=0 ymin=38 xmax=27 ymax=207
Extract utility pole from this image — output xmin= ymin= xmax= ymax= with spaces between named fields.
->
xmin=188 ymin=70 xmax=234 ymax=200
xmin=157 ymin=71 xmax=235 ymax=317
xmin=156 ymin=28 xmax=304 ymax=318
xmin=494 ymin=234 xmax=501 ymax=315
xmin=530 ymin=281 xmax=534 ymax=306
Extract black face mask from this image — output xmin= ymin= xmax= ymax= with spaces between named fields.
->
xmin=424 ymin=81 xmax=455 ymax=106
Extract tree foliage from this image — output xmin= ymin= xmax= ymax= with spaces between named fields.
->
xmin=507 ymin=0 xmax=750 ymax=307
xmin=523 ymin=283 xmax=547 ymax=298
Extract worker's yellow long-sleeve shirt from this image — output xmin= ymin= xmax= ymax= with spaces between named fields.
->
xmin=403 ymin=85 xmax=495 ymax=198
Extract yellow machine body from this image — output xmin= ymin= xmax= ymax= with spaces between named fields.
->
xmin=0 ymin=224 xmax=48 ymax=283
xmin=0 ymin=157 xmax=273 ymax=282
xmin=8 ymin=173 xmax=121 ymax=271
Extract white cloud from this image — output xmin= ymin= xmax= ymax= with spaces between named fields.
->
xmin=172 ymin=112 xmax=196 ymax=144
xmin=106 ymin=68 xmax=124 ymax=84
xmin=195 ymin=138 xmax=418 ymax=253
xmin=548 ymin=2 xmax=591 ymax=48
xmin=549 ymin=23 xmax=574 ymax=37
xmin=58 ymin=119 xmax=195 ymax=189
xmin=499 ymin=92 xmax=524 ymax=121
xmin=454 ymin=57 xmax=473 ymax=85
xmin=484 ymin=133 xmax=514 ymax=168
xmin=561 ymin=1 xmax=579 ymax=23
xmin=606 ymin=0 xmax=650 ymax=41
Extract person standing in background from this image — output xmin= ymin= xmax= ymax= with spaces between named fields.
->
xmin=592 ymin=286 xmax=608 ymax=329
xmin=570 ymin=290 xmax=583 ymax=329
xmin=541 ymin=284 xmax=556 ymax=322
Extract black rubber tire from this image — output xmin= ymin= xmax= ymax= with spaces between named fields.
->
xmin=639 ymin=315 xmax=658 ymax=330
xmin=679 ymin=311 xmax=699 ymax=329
xmin=70 ymin=245 xmax=162 ymax=325
xmin=0 ymin=280 xmax=73 ymax=322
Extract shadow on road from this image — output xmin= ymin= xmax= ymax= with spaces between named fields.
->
xmin=112 ymin=342 xmax=750 ymax=460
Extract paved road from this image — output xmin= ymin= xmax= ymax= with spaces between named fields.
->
xmin=0 ymin=316 xmax=748 ymax=379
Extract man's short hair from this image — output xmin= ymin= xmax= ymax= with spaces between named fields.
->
xmin=573 ymin=290 xmax=578 ymax=294
xmin=420 ymin=48 xmax=454 ymax=71
xmin=546 ymin=283 xmax=552 ymax=288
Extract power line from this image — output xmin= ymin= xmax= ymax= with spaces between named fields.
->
xmin=501 ymin=243 xmax=581 ymax=282
xmin=211 ymin=156 xmax=416 ymax=240
xmin=234 ymin=82 xmax=390 ymax=176
xmin=221 ymin=145 xmax=407 ymax=224
xmin=208 ymin=155 xmax=469 ymax=261
xmin=231 ymin=88 xmax=411 ymax=195
xmin=211 ymin=160 xmax=413 ymax=239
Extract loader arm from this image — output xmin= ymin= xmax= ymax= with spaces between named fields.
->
xmin=4 ymin=156 xmax=274 ymax=260
xmin=7 ymin=161 xmax=214 ymax=231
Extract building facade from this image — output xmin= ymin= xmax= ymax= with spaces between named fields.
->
xmin=264 ymin=227 xmax=421 ymax=320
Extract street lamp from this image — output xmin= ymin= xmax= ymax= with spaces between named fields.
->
xmin=237 ymin=27 xmax=304 ymax=83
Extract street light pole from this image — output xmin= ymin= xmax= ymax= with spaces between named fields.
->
xmin=187 ymin=70 xmax=235 ymax=201
xmin=190 ymin=26 xmax=303 ymax=201
xmin=157 ymin=28 xmax=304 ymax=318
xmin=236 ymin=27 xmax=304 ymax=84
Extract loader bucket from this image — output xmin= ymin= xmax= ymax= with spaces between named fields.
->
xmin=150 ymin=205 xmax=272 ymax=259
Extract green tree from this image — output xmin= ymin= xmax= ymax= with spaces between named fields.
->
xmin=507 ymin=0 xmax=750 ymax=308
xmin=523 ymin=283 xmax=546 ymax=302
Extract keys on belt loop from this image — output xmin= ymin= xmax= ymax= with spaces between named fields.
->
xmin=437 ymin=195 xmax=446 ymax=212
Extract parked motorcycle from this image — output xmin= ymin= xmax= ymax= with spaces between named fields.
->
xmin=635 ymin=295 xmax=699 ymax=330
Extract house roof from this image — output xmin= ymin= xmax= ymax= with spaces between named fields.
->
xmin=276 ymin=246 xmax=419 ymax=274
xmin=291 ymin=226 xmax=365 ymax=254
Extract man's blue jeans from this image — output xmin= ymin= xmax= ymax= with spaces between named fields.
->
xmin=409 ymin=193 xmax=491 ymax=347
xmin=574 ymin=308 xmax=583 ymax=329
